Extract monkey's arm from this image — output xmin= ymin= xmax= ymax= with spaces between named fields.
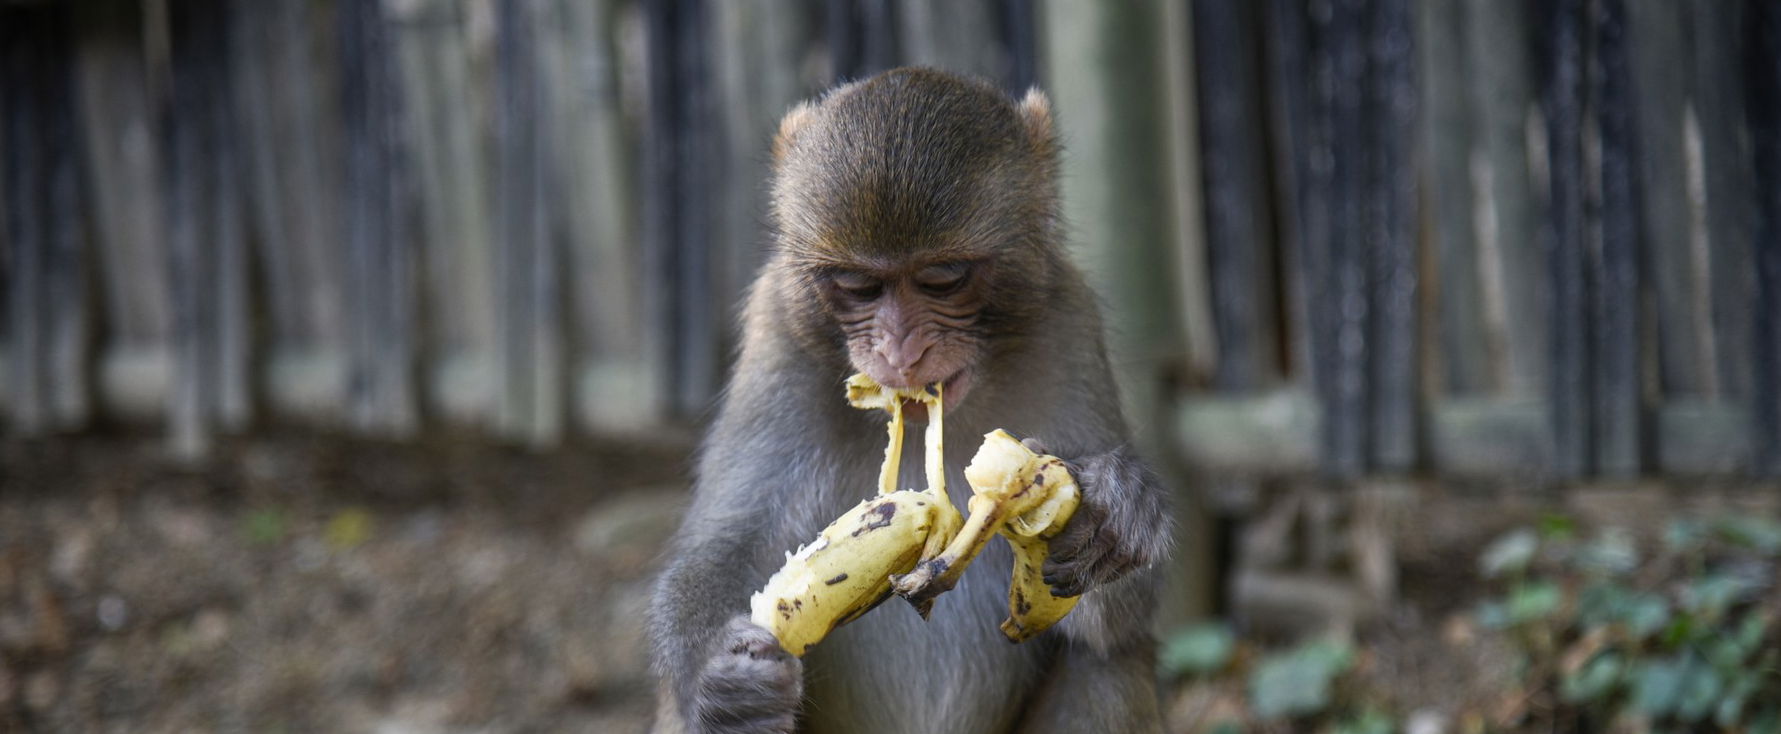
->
xmin=1039 ymin=444 xmax=1172 ymax=599
xmin=649 ymin=460 xmax=805 ymax=734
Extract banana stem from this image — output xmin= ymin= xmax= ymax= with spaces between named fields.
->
xmin=899 ymin=493 xmax=1011 ymax=606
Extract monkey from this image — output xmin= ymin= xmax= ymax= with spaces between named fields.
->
xmin=647 ymin=67 xmax=1172 ymax=734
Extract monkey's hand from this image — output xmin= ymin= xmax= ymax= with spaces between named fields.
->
xmin=692 ymin=616 xmax=804 ymax=734
xmin=1025 ymin=440 xmax=1171 ymax=598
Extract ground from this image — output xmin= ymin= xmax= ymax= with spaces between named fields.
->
xmin=8 ymin=433 xmax=1759 ymax=733
xmin=1 ymin=432 xmax=693 ymax=733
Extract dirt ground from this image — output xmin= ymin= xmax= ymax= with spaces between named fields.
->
xmin=1 ymin=431 xmax=695 ymax=733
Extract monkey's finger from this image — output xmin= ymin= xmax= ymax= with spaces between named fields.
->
xmin=1048 ymin=577 xmax=1090 ymax=599
xmin=1041 ymin=546 xmax=1103 ymax=592
xmin=1044 ymin=501 xmax=1107 ymax=562
xmin=723 ymin=616 xmax=792 ymax=660
xmin=1020 ymin=436 xmax=1051 ymax=455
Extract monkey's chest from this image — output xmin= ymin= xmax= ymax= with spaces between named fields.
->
xmin=797 ymin=537 xmax=1052 ymax=734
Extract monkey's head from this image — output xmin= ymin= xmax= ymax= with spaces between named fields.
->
xmin=768 ymin=68 xmax=1063 ymax=418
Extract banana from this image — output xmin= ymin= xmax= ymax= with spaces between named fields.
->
xmin=747 ymin=489 xmax=955 ymax=656
xmin=748 ymin=375 xmax=962 ymax=657
xmin=890 ymin=429 xmax=1082 ymax=642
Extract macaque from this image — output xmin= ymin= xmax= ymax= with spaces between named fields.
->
xmin=648 ymin=67 xmax=1171 ymax=734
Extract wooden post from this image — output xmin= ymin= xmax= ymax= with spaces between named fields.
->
xmin=161 ymin=0 xmax=223 ymax=458
xmin=826 ymin=0 xmax=897 ymax=81
xmin=1193 ymin=0 xmax=1277 ymax=392
xmin=76 ymin=0 xmax=174 ymax=422
xmin=1465 ymin=0 xmax=1543 ymax=399
xmin=392 ymin=0 xmax=499 ymax=428
xmin=1416 ymin=0 xmax=1488 ymax=396
xmin=1261 ymin=0 xmax=1320 ymax=391
xmin=710 ymin=0 xmax=819 ymax=364
xmin=1692 ymin=3 xmax=1756 ymax=402
xmin=1748 ymin=0 xmax=1781 ymax=476
xmin=643 ymin=0 xmax=722 ymax=419
xmin=2 ymin=6 xmax=48 ymax=434
xmin=556 ymin=0 xmax=660 ymax=434
xmin=339 ymin=0 xmax=418 ymax=437
xmin=492 ymin=0 xmax=566 ymax=446
xmin=1365 ymin=0 xmax=1418 ymax=472
xmin=261 ymin=0 xmax=351 ymax=424
xmin=1537 ymin=0 xmax=1592 ymax=478
xmin=1320 ymin=0 xmax=1372 ymax=477
xmin=1588 ymin=0 xmax=1644 ymax=477
xmin=1626 ymin=1 xmax=1703 ymax=397
xmin=896 ymin=0 xmax=1000 ymax=80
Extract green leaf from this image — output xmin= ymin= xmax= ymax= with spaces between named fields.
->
xmin=1159 ymin=623 xmax=1236 ymax=677
xmin=1675 ymin=663 xmax=1723 ymax=722
xmin=1576 ymin=582 xmax=1630 ymax=628
xmin=1714 ymin=516 xmax=1781 ymax=553
xmin=1734 ymin=611 xmax=1770 ymax=652
xmin=1681 ymin=574 xmax=1755 ymax=617
xmin=1247 ymin=641 xmax=1355 ymax=719
xmin=1481 ymin=529 xmax=1540 ymax=578
xmin=1623 ymin=594 xmax=1672 ymax=639
xmin=1715 ymin=671 xmax=1760 ymax=728
xmin=1631 ymin=657 xmax=1688 ymax=716
xmin=1507 ymin=581 xmax=1563 ymax=623
xmin=1560 ymin=653 xmax=1624 ymax=703
xmin=1664 ymin=518 xmax=1708 ymax=553
xmin=1577 ymin=528 xmax=1639 ymax=577
xmin=1537 ymin=513 xmax=1577 ymax=540
xmin=1662 ymin=613 xmax=1697 ymax=646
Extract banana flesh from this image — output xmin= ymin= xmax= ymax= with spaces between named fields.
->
xmin=890 ymin=429 xmax=1082 ymax=642
xmin=748 ymin=375 xmax=961 ymax=657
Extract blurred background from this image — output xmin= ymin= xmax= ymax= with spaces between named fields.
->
xmin=2 ymin=0 xmax=1780 ymax=731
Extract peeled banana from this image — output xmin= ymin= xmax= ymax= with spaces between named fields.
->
xmin=890 ymin=429 xmax=1082 ymax=642
xmin=748 ymin=376 xmax=1087 ymax=656
xmin=748 ymin=375 xmax=961 ymax=657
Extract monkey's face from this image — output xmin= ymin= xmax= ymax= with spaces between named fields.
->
xmin=769 ymin=69 xmax=1062 ymax=419
xmin=817 ymin=259 xmax=988 ymax=417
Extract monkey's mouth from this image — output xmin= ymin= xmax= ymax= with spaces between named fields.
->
xmin=900 ymin=370 xmax=971 ymax=423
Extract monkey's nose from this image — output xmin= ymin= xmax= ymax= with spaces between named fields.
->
xmin=874 ymin=337 xmax=930 ymax=385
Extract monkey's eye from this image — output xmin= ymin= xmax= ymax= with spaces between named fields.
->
xmin=827 ymin=271 xmax=883 ymax=301
xmin=915 ymin=262 xmax=971 ymax=297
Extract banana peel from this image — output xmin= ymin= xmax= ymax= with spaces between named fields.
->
xmin=890 ymin=429 xmax=1082 ymax=642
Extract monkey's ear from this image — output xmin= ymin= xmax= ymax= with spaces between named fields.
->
xmin=771 ymin=101 xmax=818 ymax=165
xmin=1016 ymin=88 xmax=1057 ymax=154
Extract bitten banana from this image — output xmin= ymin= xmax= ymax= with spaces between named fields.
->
xmin=748 ymin=375 xmax=962 ymax=657
xmin=890 ymin=429 xmax=1082 ymax=642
